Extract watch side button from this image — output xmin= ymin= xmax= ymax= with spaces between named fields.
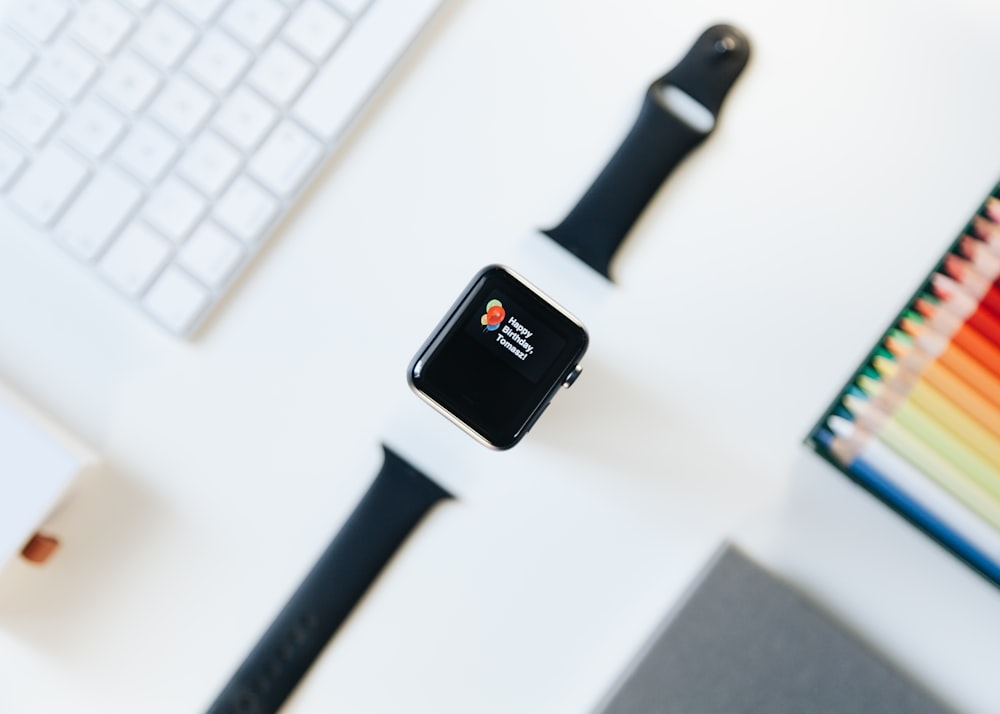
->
xmin=563 ymin=365 xmax=583 ymax=388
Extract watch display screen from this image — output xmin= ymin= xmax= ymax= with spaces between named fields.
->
xmin=409 ymin=266 xmax=588 ymax=449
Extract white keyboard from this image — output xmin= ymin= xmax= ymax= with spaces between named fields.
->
xmin=0 ymin=0 xmax=442 ymax=336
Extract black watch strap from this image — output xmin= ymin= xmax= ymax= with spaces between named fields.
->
xmin=544 ymin=24 xmax=751 ymax=279
xmin=207 ymin=445 xmax=452 ymax=714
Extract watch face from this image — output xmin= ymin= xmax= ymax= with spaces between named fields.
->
xmin=408 ymin=265 xmax=588 ymax=449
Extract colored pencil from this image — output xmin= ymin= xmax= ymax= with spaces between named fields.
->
xmin=816 ymin=428 xmax=1000 ymax=581
xmin=944 ymin=251 xmax=1000 ymax=316
xmin=883 ymin=332 xmax=930 ymax=374
xmin=844 ymin=393 xmax=1000 ymax=501
xmin=872 ymin=354 xmax=1000 ymax=440
xmin=979 ymin=283 xmax=1000 ymax=321
xmin=911 ymin=379 xmax=1000 ymax=467
xmin=913 ymin=288 xmax=1000 ymax=345
xmin=925 ymin=277 xmax=1000 ymax=346
xmin=828 ymin=415 xmax=1000 ymax=535
xmin=859 ymin=367 xmax=1000 ymax=470
xmin=930 ymin=272 xmax=986 ymax=307
xmin=931 ymin=258 xmax=1000 ymax=317
xmin=944 ymin=253 xmax=989 ymax=297
xmin=984 ymin=197 xmax=1000 ymax=224
xmin=971 ymin=214 xmax=1000 ymax=257
xmin=885 ymin=329 xmax=1000 ymax=410
xmin=901 ymin=313 xmax=1000 ymax=379
xmin=934 ymin=340 xmax=1000 ymax=409
xmin=973 ymin=211 xmax=1000 ymax=247
xmin=958 ymin=235 xmax=1000 ymax=282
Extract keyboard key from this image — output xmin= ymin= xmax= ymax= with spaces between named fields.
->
xmin=143 ymin=265 xmax=210 ymax=334
xmin=72 ymin=0 xmax=136 ymax=56
xmin=330 ymin=0 xmax=371 ymax=19
xmin=220 ymin=0 xmax=287 ymax=50
xmin=149 ymin=75 xmax=215 ymax=138
xmin=142 ymin=176 xmax=206 ymax=241
xmin=0 ymin=32 xmax=35 ymax=88
xmin=185 ymin=28 xmax=252 ymax=95
xmin=212 ymin=86 xmax=276 ymax=151
xmin=0 ymin=135 xmax=26 ymax=189
xmin=248 ymin=42 xmax=312 ymax=105
xmin=294 ymin=0 xmax=423 ymax=141
xmin=8 ymin=0 xmax=71 ymax=44
xmin=98 ymin=52 xmax=161 ymax=113
xmin=114 ymin=120 xmax=180 ymax=183
xmin=214 ymin=176 xmax=277 ymax=243
xmin=132 ymin=6 xmax=196 ymax=69
xmin=176 ymin=131 xmax=241 ymax=196
xmin=33 ymin=40 xmax=100 ymax=102
xmin=99 ymin=223 xmax=172 ymax=297
xmin=56 ymin=169 xmax=142 ymax=261
xmin=0 ymin=87 xmax=62 ymax=146
xmin=248 ymin=120 xmax=320 ymax=196
xmin=119 ymin=0 xmax=155 ymax=11
xmin=9 ymin=144 xmax=88 ymax=225
xmin=283 ymin=0 xmax=348 ymax=63
xmin=168 ymin=0 xmax=229 ymax=24
xmin=178 ymin=222 xmax=243 ymax=288
xmin=60 ymin=96 xmax=126 ymax=159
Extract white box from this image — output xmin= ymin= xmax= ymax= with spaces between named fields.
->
xmin=0 ymin=380 xmax=99 ymax=572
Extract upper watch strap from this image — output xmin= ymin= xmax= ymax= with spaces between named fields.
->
xmin=206 ymin=445 xmax=451 ymax=714
xmin=544 ymin=24 xmax=751 ymax=279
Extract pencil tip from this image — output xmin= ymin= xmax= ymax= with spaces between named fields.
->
xmin=943 ymin=253 xmax=964 ymax=280
xmin=842 ymin=394 xmax=863 ymax=414
xmin=974 ymin=214 xmax=998 ymax=239
xmin=858 ymin=374 xmax=882 ymax=395
xmin=914 ymin=298 xmax=937 ymax=318
xmin=900 ymin=317 xmax=925 ymax=337
xmin=930 ymin=273 xmax=955 ymax=300
xmin=827 ymin=414 xmax=853 ymax=437
xmin=872 ymin=354 xmax=894 ymax=374
xmin=959 ymin=235 xmax=979 ymax=259
xmin=986 ymin=197 xmax=1000 ymax=222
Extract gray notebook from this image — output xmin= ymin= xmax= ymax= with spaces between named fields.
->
xmin=594 ymin=544 xmax=949 ymax=714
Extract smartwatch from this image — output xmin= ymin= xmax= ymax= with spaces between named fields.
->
xmin=408 ymin=264 xmax=588 ymax=450
xmin=207 ymin=24 xmax=749 ymax=714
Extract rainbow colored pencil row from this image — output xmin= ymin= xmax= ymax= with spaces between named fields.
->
xmin=810 ymin=196 xmax=1000 ymax=583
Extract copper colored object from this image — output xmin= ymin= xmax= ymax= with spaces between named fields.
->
xmin=21 ymin=533 xmax=59 ymax=564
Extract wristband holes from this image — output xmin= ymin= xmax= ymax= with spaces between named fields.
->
xmin=240 ymin=611 xmax=322 ymax=711
xmin=234 ymin=690 xmax=259 ymax=713
xmin=714 ymin=35 xmax=737 ymax=54
xmin=654 ymin=85 xmax=715 ymax=134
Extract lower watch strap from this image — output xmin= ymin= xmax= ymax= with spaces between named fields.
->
xmin=544 ymin=24 xmax=751 ymax=279
xmin=206 ymin=445 xmax=452 ymax=714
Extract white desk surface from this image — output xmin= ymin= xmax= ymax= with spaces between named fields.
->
xmin=2 ymin=0 xmax=1000 ymax=712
